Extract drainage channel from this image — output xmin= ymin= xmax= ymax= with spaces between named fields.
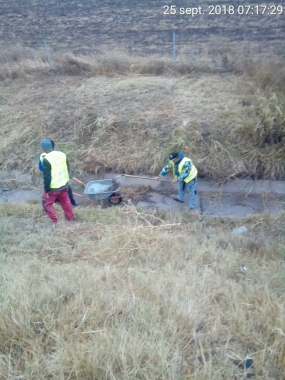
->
xmin=0 ymin=173 xmax=284 ymax=218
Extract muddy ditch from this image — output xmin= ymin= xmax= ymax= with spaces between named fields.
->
xmin=0 ymin=171 xmax=284 ymax=218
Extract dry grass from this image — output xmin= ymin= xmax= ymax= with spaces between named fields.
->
xmin=0 ymin=4 xmax=284 ymax=377
xmin=2 ymin=42 xmax=284 ymax=80
xmin=0 ymin=45 xmax=284 ymax=181
xmin=0 ymin=202 xmax=284 ymax=379
xmin=0 ymin=44 xmax=206 ymax=79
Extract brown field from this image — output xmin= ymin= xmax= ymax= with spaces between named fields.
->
xmin=1 ymin=0 xmax=284 ymax=56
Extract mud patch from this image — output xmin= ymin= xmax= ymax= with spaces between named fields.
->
xmin=0 ymin=188 xmax=42 ymax=204
xmin=0 ymin=183 xmax=284 ymax=218
xmin=135 ymin=191 xmax=285 ymax=217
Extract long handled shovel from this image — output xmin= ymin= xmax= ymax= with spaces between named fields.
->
xmin=116 ymin=174 xmax=172 ymax=182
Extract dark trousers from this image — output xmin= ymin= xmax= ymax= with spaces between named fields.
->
xmin=67 ymin=185 xmax=77 ymax=206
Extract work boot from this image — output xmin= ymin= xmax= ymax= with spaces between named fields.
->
xmin=173 ymin=197 xmax=184 ymax=203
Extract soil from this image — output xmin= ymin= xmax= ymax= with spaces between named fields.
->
xmin=136 ymin=191 xmax=285 ymax=217
xmin=1 ymin=173 xmax=284 ymax=218
xmin=0 ymin=0 xmax=284 ymax=57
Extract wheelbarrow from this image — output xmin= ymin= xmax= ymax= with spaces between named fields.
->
xmin=72 ymin=177 xmax=122 ymax=205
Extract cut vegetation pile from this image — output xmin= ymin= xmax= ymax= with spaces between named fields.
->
xmin=0 ymin=203 xmax=284 ymax=379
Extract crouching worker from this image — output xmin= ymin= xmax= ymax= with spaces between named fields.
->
xmin=156 ymin=152 xmax=198 ymax=211
xmin=40 ymin=139 xmax=75 ymax=223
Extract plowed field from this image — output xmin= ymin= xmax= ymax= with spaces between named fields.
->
xmin=1 ymin=0 xmax=284 ymax=56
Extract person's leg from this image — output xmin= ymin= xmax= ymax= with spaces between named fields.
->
xmin=42 ymin=199 xmax=47 ymax=212
xmin=57 ymin=188 xmax=75 ymax=221
xmin=188 ymin=177 xmax=197 ymax=209
xmin=175 ymin=180 xmax=185 ymax=201
xmin=43 ymin=191 xmax=60 ymax=222
xmin=42 ymin=193 xmax=59 ymax=211
xmin=67 ymin=185 xmax=77 ymax=206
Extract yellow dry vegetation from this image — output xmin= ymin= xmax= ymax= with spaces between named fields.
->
xmin=0 ymin=203 xmax=284 ymax=379
xmin=0 ymin=43 xmax=284 ymax=379
xmin=0 ymin=46 xmax=284 ymax=180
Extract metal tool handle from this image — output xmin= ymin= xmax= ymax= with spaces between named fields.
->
xmin=73 ymin=191 xmax=97 ymax=205
xmin=72 ymin=177 xmax=86 ymax=187
xmin=120 ymin=174 xmax=171 ymax=182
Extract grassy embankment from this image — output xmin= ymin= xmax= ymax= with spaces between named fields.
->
xmin=0 ymin=44 xmax=284 ymax=379
xmin=0 ymin=44 xmax=284 ymax=181
xmin=0 ymin=202 xmax=284 ymax=379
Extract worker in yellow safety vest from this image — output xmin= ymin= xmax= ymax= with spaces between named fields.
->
xmin=38 ymin=139 xmax=77 ymax=207
xmin=40 ymin=139 xmax=75 ymax=223
xmin=155 ymin=152 xmax=198 ymax=211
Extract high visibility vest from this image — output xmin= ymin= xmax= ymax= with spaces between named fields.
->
xmin=171 ymin=156 xmax=198 ymax=183
xmin=43 ymin=150 xmax=69 ymax=189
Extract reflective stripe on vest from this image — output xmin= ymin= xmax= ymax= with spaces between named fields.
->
xmin=44 ymin=150 xmax=69 ymax=189
xmin=171 ymin=156 xmax=198 ymax=183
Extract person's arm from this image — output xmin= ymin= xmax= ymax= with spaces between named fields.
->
xmin=158 ymin=161 xmax=172 ymax=178
xmin=38 ymin=153 xmax=46 ymax=172
xmin=38 ymin=156 xmax=44 ymax=172
xmin=175 ymin=161 xmax=192 ymax=182
xmin=42 ymin=158 xmax=52 ymax=192
xmin=66 ymin=157 xmax=70 ymax=177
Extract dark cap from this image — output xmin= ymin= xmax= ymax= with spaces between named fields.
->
xmin=40 ymin=139 xmax=53 ymax=151
xmin=168 ymin=152 xmax=180 ymax=160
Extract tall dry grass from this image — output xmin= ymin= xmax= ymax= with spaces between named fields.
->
xmin=0 ymin=44 xmax=192 ymax=79
xmin=0 ymin=203 xmax=284 ymax=379
xmin=0 ymin=43 xmax=284 ymax=181
xmin=2 ymin=42 xmax=281 ymax=80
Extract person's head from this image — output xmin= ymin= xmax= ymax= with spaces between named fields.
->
xmin=168 ymin=152 xmax=181 ymax=163
xmin=40 ymin=139 xmax=53 ymax=153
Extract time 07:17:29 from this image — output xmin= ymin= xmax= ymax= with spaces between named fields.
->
xmin=207 ymin=5 xmax=283 ymax=15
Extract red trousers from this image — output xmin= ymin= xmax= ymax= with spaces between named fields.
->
xmin=43 ymin=188 xmax=74 ymax=223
